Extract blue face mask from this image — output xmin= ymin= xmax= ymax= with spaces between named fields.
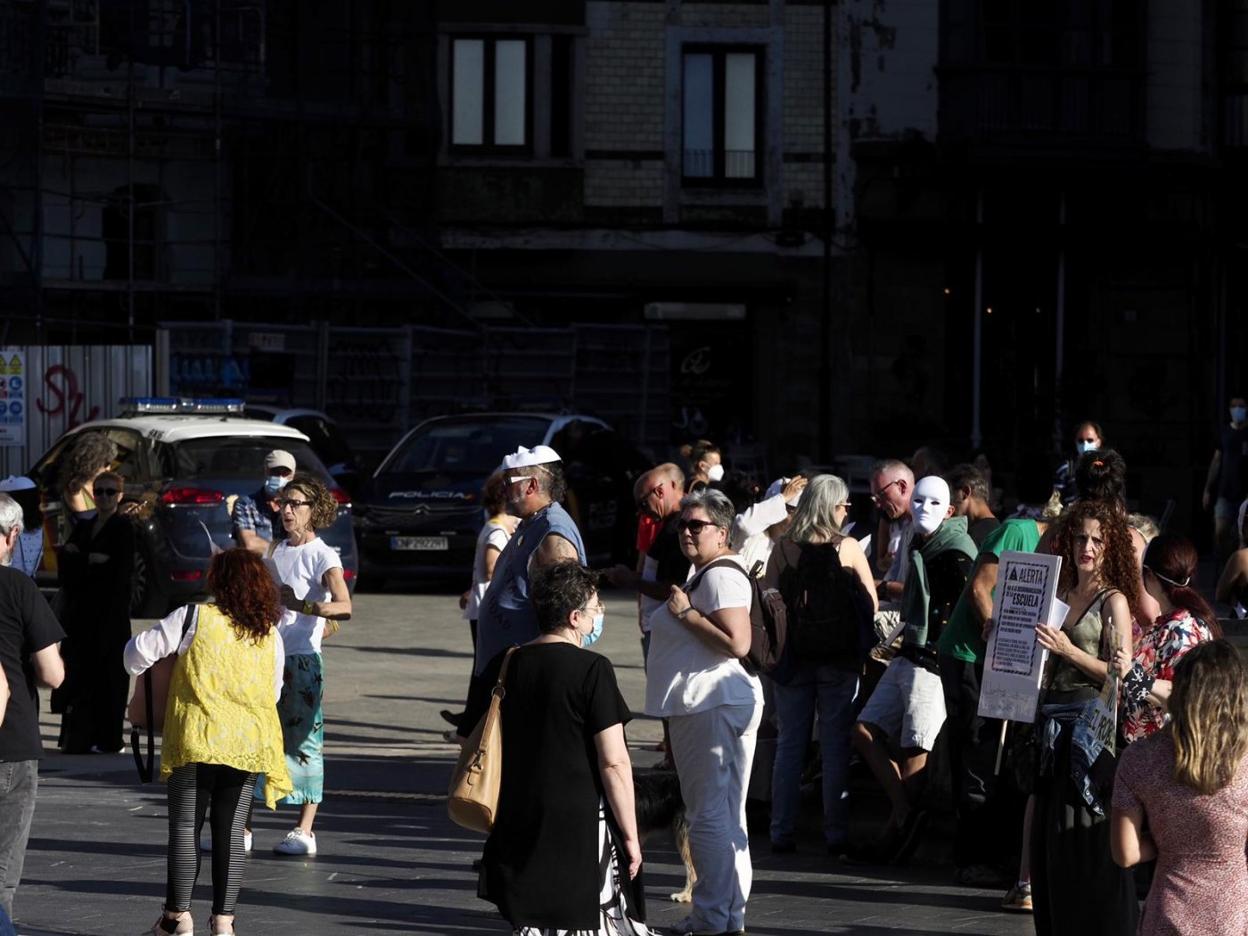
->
xmin=1233 ymin=406 xmax=1247 ymax=424
xmin=1075 ymin=440 xmax=1099 ymax=456
xmin=264 ymin=475 xmax=289 ymax=496
xmin=582 ymin=612 xmax=604 ymax=648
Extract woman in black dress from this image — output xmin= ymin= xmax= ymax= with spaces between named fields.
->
xmin=463 ymin=561 xmax=648 ymax=936
xmin=53 ymin=469 xmax=134 ymax=753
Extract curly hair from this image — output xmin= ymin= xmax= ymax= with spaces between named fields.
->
xmin=206 ymin=548 xmax=281 ymax=644
xmin=58 ymin=431 xmax=118 ymax=495
xmin=1053 ymin=498 xmax=1143 ymax=620
xmin=284 ymin=473 xmax=339 ymax=531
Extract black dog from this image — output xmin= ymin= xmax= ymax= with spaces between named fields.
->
xmin=633 ymin=768 xmax=694 ymax=902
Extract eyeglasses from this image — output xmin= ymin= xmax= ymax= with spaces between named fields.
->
xmin=636 ymin=484 xmax=665 ymax=510
xmin=94 ymin=487 xmax=120 ymax=497
xmin=579 ymin=602 xmax=605 ymax=616
xmin=278 ymin=498 xmax=312 ymax=509
xmin=871 ymin=479 xmax=902 ymax=505
xmin=676 ymin=518 xmax=718 ymax=536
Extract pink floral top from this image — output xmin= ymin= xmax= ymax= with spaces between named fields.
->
xmin=1121 ymin=608 xmax=1214 ymax=745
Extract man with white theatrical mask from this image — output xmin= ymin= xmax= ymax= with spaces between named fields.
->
xmin=852 ymin=475 xmax=977 ymax=865
xmin=468 ymin=445 xmax=587 ymax=688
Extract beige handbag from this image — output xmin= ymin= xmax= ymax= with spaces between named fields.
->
xmin=448 ymin=648 xmax=516 ymax=833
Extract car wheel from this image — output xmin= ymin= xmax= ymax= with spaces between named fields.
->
xmin=130 ymin=539 xmax=165 ymax=618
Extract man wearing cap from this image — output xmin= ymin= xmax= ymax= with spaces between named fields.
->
xmin=468 ymin=445 xmax=587 ymax=686
xmin=0 ymin=479 xmax=42 ymax=580
xmin=0 ymin=493 xmax=65 ymax=920
xmin=232 ymin=449 xmax=296 ymax=555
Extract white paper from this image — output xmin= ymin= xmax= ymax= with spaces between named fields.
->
xmin=979 ymin=551 xmax=1063 ymax=723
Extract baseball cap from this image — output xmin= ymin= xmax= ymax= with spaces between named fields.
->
xmin=264 ymin=450 xmax=296 ymax=473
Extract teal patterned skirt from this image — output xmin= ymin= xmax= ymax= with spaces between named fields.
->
xmin=256 ymin=652 xmax=324 ymax=806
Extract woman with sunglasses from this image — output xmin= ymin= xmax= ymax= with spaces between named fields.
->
xmin=251 ymin=473 xmax=352 ymax=857
xmin=52 ymin=469 xmax=134 ymax=754
xmin=644 ymin=488 xmax=763 ymax=936
xmin=1114 ymin=533 xmax=1218 ymax=746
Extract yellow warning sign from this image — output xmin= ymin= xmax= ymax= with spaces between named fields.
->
xmin=7 ymin=354 xmax=20 ymax=374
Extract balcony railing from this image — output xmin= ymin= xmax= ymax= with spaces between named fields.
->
xmin=682 ymin=148 xmax=757 ymax=181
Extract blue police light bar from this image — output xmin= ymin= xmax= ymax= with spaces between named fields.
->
xmin=121 ymin=397 xmax=246 ymax=415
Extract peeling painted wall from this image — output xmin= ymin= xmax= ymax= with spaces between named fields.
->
xmin=842 ymin=0 xmax=938 ymax=143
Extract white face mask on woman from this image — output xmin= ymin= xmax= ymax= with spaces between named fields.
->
xmin=706 ymin=463 xmax=724 ymax=483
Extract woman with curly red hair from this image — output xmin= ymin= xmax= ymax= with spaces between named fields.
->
xmin=124 ymin=548 xmax=290 ymax=936
xmin=1030 ymin=498 xmax=1140 ymax=936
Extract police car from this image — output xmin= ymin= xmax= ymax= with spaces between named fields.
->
xmin=29 ymin=398 xmax=358 ymax=616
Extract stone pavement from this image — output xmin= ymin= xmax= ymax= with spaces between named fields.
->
xmin=11 ymin=590 xmax=1036 ymax=936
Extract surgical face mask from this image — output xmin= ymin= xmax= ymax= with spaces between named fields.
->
xmin=581 ymin=611 xmax=604 ymax=647
xmin=706 ymin=464 xmax=725 ymax=483
xmin=264 ymin=475 xmax=290 ymax=496
xmin=1075 ymin=439 xmax=1099 ymax=456
xmin=911 ymin=476 xmax=951 ymax=535
xmin=1233 ymin=406 xmax=1247 ymax=424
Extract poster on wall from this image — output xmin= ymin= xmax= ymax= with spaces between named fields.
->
xmin=0 ymin=351 xmax=27 ymax=447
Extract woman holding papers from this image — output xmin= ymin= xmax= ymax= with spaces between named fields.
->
xmin=1030 ymin=499 xmax=1140 ymax=936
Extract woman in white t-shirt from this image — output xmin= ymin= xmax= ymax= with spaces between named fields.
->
xmin=459 ymin=471 xmax=520 ymax=651
xmin=254 ymin=474 xmax=352 ymax=857
xmin=645 ymin=487 xmax=763 ymax=936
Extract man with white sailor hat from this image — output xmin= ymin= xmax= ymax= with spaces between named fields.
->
xmin=469 ymin=445 xmax=587 ymax=685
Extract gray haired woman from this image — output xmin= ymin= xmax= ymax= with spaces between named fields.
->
xmin=763 ymin=474 xmax=877 ymax=855
xmin=643 ymin=488 xmax=763 ymax=936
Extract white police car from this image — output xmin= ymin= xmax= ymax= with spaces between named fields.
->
xmin=29 ymin=398 xmax=358 ymax=615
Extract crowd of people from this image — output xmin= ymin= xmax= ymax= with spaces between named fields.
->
xmin=0 ymin=434 xmax=351 ymax=935
xmin=0 ymin=402 xmax=1247 ymax=935
xmin=452 ymin=403 xmax=1248 ymax=936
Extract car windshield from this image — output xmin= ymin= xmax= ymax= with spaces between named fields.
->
xmin=380 ymin=416 xmax=550 ymax=476
xmin=165 ymin=437 xmax=331 ymax=484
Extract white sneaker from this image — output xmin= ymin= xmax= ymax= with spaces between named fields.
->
xmin=198 ymin=829 xmax=254 ymax=854
xmin=273 ymin=827 xmax=317 ymax=856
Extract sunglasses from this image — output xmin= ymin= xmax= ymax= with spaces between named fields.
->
xmin=636 ymin=484 xmax=665 ymax=510
xmin=278 ymin=498 xmax=312 ymax=509
xmin=94 ymin=487 xmax=120 ymax=497
xmin=676 ymin=518 xmax=718 ymax=536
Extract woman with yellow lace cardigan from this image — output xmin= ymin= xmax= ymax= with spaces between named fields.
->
xmin=124 ymin=549 xmax=290 ymax=936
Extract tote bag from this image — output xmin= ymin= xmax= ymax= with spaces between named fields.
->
xmin=448 ymin=648 xmax=516 ymax=833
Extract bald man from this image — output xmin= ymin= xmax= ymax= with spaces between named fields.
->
xmin=607 ymin=463 xmax=688 ymax=651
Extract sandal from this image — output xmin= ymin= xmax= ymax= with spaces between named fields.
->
xmin=147 ymin=911 xmax=193 ymax=935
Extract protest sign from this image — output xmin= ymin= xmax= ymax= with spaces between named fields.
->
xmin=979 ymin=550 xmax=1064 ymax=723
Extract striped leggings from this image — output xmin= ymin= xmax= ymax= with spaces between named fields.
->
xmin=165 ymin=763 xmax=256 ymax=916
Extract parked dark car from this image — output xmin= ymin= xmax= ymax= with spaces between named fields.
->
xmin=29 ymin=401 xmax=358 ymax=616
xmin=352 ymin=413 xmax=649 ymax=587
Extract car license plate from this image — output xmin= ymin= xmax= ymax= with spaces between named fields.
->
xmin=390 ymin=535 xmax=449 ymax=551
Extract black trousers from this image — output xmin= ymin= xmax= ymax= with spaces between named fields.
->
xmin=166 ymin=763 xmax=257 ymax=916
xmin=937 ymin=653 xmax=1020 ymax=870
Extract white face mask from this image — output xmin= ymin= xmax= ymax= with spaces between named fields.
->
xmin=1075 ymin=440 xmax=1099 ymax=456
xmin=910 ymin=476 xmax=951 ymax=535
xmin=706 ymin=464 xmax=725 ymax=483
